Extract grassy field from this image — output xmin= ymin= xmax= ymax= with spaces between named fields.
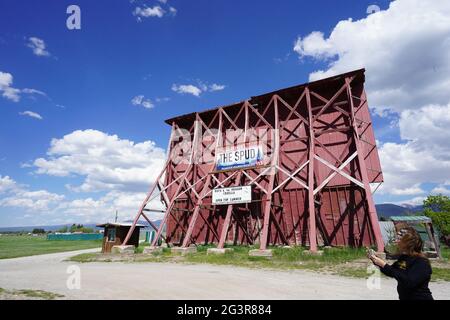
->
xmin=0 ymin=234 xmax=102 ymax=259
xmin=70 ymin=244 xmax=450 ymax=282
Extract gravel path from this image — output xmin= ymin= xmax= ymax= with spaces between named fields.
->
xmin=0 ymin=249 xmax=448 ymax=300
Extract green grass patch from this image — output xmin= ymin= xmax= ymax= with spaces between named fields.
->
xmin=15 ymin=289 xmax=64 ymax=300
xmin=441 ymin=247 xmax=450 ymax=261
xmin=432 ymin=267 xmax=450 ymax=282
xmin=67 ymin=252 xmax=99 ymax=263
xmin=336 ymin=265 xmax=450 ymax=282
xmin=181 ymin=245 xmax=366 ymax=271
xmin=335 ymin=267 xmax=371 ymax=278
xmin=0 ymin=234 xmax=102 ymax=259
xmin=0 ymin=287 xmax=64 ymax=300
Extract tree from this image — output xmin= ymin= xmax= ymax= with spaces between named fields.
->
xmin=32 ymin=228 xmax=45 ymax=234
xmin=423 ymin=195 xmax=450 ymax=238
xmin=68 ymin=224 xmax=93 ymax=233
xmin=57 ymin=226 xmax=68 ymax=233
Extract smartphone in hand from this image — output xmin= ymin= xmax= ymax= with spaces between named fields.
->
xmin=366 ymin=247 xmax=376 ymax=259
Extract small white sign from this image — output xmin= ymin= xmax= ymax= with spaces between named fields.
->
xmin=212 ymin=186 xmax=252 ymax=205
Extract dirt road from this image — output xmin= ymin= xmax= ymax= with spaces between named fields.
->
xmin=0 ymin=249 xmax=448 ymax=299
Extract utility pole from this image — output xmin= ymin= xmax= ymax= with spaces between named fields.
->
xmin=115 ymin=210 xmax=118 ymax=223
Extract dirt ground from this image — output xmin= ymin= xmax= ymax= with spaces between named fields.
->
xmin=0 ymin=248 xmax=448 ymax=300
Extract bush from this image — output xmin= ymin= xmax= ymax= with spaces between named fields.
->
xmin=68 ymin=224 xmax=93 ymax=234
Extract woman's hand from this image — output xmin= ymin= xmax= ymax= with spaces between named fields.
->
xmin=370 ymin=255 xmax=387 ymax=268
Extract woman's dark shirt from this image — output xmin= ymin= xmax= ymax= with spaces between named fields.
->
xmin=380 ymin=254 xmax=433 ymax=300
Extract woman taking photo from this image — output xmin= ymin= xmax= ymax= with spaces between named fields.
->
xmin=369 ymin=226 xmax=434 ymax=300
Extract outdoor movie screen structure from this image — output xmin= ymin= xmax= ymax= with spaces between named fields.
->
xmin=123 ymin=68 xmax=385 ymax=253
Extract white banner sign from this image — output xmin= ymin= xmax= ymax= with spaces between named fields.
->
xmin=212 ymin=186 xmax=252 ymax=205
xmin=215 ymin=146 xmax=263 ymax=171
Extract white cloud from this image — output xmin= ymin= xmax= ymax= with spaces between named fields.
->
xmin=393 ymin=196 xmax=426 ymax=207
xmin=172 ymin=82 xmax=226 ymax=97
xmin=0 ymin=175 xmax=17 ymax=194
xmin=377 ymin=104 xmax=450 ymax=195
xmin=431 ymin=186 xmax=450 ymax=195
xmin=293 ymin=0 xmax=450 ymax=200
xmin=32 ymin=129 xmax=166 ymax=193
xmin=169 ymin=7 xmax=177 ymax=16
xmin=155 ymin=97 xmax=170 ymax=103
xmin=133 ymin=1 xmax=177 ymax=21
xmin=390 ymin=185 xmax=425 ymax=196
xmin=131 ymin=95 xmax=154 ymax=109
xmin=22 ymin=88 xmax=47 ymax=97
xmin=133 ymin=6 xmax=165 ymax=19
xmin=399 ymin=104 xmax=450 ymax=159
xmin=1 ymin=130 xmax=167 ymax=224
xmin=19 ymin=111 xmax=43 ymax=120
xmin=209 ymin=83 xmax=226 ymax=92
xmin=55 ymin=190 xmax=165 ymax=222
xmin=378 ymin=141 xmax=450 ymax=195
xmin=0 ymin=176 xmax=63 ymax=212
xmin=0 ymin=71 xmax=20 ymax=102
xmin=293 ymin=0 xmax=450 ymax=114
xmin=294 ymin=31 xmax=337 ymax=60
xmin=0 ymin=174 xmax=164 ymax=224
xmin=0 ymin=187 xmax=64 ymax=211
xmin=27 ymin=37 xmax=50 ymax=57
xmin=172 ymin=84 xmax=202 ymax=97
xmin=0 ymin=71 xmax=46 ymax=103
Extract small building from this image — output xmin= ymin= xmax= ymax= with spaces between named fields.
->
xmin=390 ymin=216 xmax=441 ymax=258
xmin=96 ymin=222 xmax=145 ymax=253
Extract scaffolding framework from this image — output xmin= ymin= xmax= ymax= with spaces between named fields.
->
xmin=123 ymin=69 xmax=385 ymax=252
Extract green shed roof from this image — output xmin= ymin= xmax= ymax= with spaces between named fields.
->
xmin=390 ymin=216 xmax=431 ymax=223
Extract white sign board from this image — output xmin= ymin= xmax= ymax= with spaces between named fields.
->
xmin=215 ymin=146 xmax=263 ymax=171
xmin=212 ymin=186 xmax=252 ymax=205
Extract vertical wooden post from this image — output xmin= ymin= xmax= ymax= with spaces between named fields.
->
xmin=259 ymin=97 xmax=279 ymax=250
xmin=425 ymin=223 xmax=442 ymax=259
xmin=306 ymin=87 xmax=318 ymax=252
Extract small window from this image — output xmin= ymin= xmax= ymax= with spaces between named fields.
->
xmin=107 ymin=228 xmax=116 ymax=242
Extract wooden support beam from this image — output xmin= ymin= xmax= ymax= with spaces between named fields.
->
xmin=306 ymin=87 xmax=318 ymax=252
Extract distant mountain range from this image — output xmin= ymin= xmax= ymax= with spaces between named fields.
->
xmin=0 ymin=205 xmax=422 ymax=232
xmin=375 ymin=204 xmax=423 ymax=218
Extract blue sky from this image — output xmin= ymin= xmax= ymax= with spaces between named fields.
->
xmin=1 ymin=0 xmax=449 ymax=227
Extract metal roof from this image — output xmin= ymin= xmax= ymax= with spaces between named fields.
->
xmin=390 ymin=216 xmax=431 ymax=223
xmin=96 ymin=222 xmax=146 ymax=228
